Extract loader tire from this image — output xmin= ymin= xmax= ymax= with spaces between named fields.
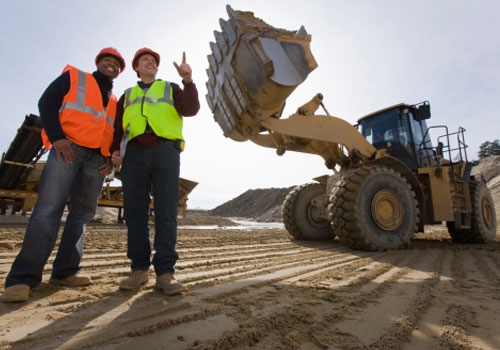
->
xmin=329 ymin=166 xmax=418 ymax=251
xmin=447 ymin=182 xmax=497 ymax=243
xmin=282 ymin=183 xmax=333 ymax=240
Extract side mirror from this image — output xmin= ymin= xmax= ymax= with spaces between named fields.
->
xmin=415 ymin=102 xmax=431 ymax=121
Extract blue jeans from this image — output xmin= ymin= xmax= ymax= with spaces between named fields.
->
xmin=5 ymin=144 xmax=106 ymax=288
xmin=121 ymin=141 xmax=180 ymax=276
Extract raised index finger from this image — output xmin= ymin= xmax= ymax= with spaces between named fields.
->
xmin=182 ymin=52 xmax=186 ymax=64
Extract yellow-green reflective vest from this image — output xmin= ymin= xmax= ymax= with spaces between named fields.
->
xmin=122 ymin=80 xmax=183 ymax=141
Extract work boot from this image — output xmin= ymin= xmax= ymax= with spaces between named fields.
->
xmin=156 ymin=273 xmax=183 ymax=296
xmin=50 ymin=275 xmax=91 ymax=287
xmin=119 ymin=270 xmax=149 ymax=290
xmin=1 ymin=284 xmax=30 ymax=303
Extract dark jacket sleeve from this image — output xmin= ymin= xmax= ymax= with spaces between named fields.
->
xmin=109 ymin=94 xmax=125 ymax=155
xmin=172 ymin=81 xmax=200 ymax=117
xmin=38 ymin=71 xmax=71 ymax=142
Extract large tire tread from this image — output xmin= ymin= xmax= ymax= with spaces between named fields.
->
xmin=448 ymin=182 xmax=497 ymax=243
xmin=282 ymin=183 xmax=333 ymax=240
xmin=329 ymin=166 xmax=418 ymax=251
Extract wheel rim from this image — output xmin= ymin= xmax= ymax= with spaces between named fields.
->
xmin=481 ymin=197 xmax=493 ymax=229
xmin=371 ymin=189 xmax=404 ymax=231
xmin=307 ymin=203 xmax=329 ymax=228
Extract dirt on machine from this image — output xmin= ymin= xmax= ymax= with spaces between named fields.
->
xmin=206 ymin=5 xmax=497 ymax=251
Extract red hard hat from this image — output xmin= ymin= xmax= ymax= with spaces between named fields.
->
xmin=132 ymin=48 xmax=160 ymax=71
xmin=95 ymin=47 xmax=125 ymax=73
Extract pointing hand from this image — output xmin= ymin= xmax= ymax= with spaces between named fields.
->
xmin=173 ymin=52 xmax=192 ymax=84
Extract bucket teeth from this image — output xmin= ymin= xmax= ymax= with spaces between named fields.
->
xmin=206 ymin=7 xmax=318 ymax=141
xmin=226 ymin=4 xmax=237 ymax=19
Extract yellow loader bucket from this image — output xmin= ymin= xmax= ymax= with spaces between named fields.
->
xmin=206 ymin=5 xmax=318 ymax=141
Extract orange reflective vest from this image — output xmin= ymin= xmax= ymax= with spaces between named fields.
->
xmin=41 ymin=65 xmax=117 ymax=157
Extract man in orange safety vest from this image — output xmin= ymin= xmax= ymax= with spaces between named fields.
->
xmin=1 ymin=47 xmax=125 ymax=303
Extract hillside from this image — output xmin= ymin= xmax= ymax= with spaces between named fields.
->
xmin=210 ymin=186 xmax=294 ymax=222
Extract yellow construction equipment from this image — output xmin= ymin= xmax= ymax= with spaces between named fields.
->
xmin=206 ymin=6 xmax=497 ymax=250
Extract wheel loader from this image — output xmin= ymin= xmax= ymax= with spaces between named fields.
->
xmin=205 ymin=6 xmax=497 ymax=250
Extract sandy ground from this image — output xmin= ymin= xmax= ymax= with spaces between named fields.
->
xmin=0 ymin=218 xmax=499 ymax=350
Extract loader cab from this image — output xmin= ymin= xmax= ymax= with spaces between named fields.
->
xmin=357 ymin=102 xmax=435 ymax=170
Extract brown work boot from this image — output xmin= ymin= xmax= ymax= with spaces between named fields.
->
xmin=119 ymin=270 xmax=149 ymax=290
xmin=1 ymin=284 xmax=30 ymax=302
xmin=50 ymin=275 xmax=91 ymax=287
xmin=156 ymin=273 xmax=183 ymax=296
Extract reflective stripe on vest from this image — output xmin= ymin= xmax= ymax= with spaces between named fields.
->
xmin=59 ymin=69 xmax=114 ymax=128
xmin=122 ymin=81 xmax=183 ymax=141
xmin=124 ymin=83 xmax=174 ymax=109
xmin=40 ymin=65 xmax=117 ymax=157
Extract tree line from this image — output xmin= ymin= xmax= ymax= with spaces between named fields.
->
xmin=479 ymin=139 xmax=500 ymax=159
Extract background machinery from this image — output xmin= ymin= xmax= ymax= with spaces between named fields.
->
xmin=0 ymin=114 xmax=47 ymax=215
xmin=205 ymin=6 xmax=497 ymax=250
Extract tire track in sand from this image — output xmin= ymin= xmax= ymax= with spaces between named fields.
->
xmin=1 ymin=225 xmax=499 ymax=350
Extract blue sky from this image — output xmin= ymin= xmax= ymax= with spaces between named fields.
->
xmin=1 ymin=0 xmax=499 ymax=209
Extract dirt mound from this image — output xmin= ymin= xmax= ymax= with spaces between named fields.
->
xmin=178 ymin=213 xmax=237 ymax=226
xmin=472 ymin=155 xmax=500 ymax=182
xmin=210 ymin=186 xmax=294 ymax=222
xmin=90 ymin=208 xmax=237 ymax=227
